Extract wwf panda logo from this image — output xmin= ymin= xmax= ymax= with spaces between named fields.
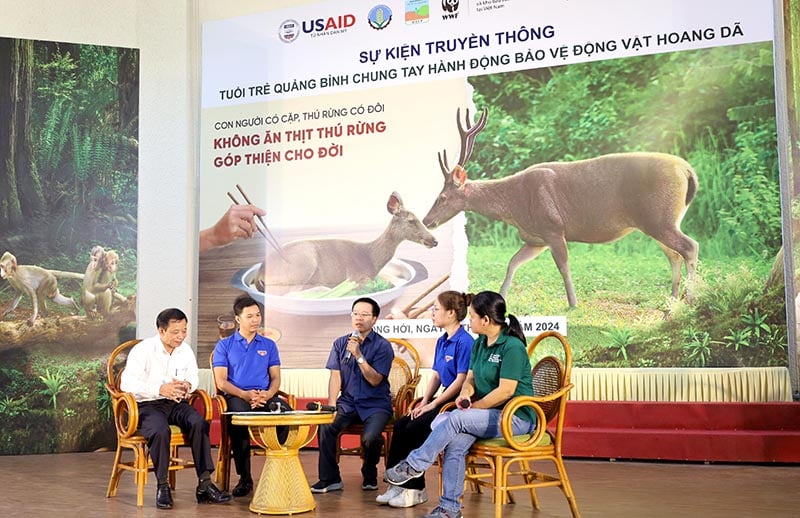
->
xmin=442 ymin=0 xmax=459 ymax=13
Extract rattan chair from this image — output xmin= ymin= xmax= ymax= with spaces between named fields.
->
xmin=209 ymin=350 xmax=296 ymax=491
xmin=459 ymin=331 xmax=580 ymax=518
xmin=105 ymin=339 xmax=214 ymax=507
xmin=335 ymin=338 xmax=421 ymax=465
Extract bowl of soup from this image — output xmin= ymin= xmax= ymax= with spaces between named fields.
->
xmin=231 ymin=258 xmax=428 ymax=315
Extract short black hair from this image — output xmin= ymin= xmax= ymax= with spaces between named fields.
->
xmin=352 ymin=297 xmax=380 ymax=317
xmin=233 ymin=294 xmax=262 ymax=316
xmin=156 ymin=308 xmax=187 ymax=330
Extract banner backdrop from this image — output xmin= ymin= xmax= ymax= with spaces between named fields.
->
xmin=0 ymin=38 xmax=139 ymax=454
xmin=198 ymin=0 xmax=787 ymax=371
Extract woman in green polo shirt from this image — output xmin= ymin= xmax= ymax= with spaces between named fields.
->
xmin=383 ymin=291 xmax=535 ymax=518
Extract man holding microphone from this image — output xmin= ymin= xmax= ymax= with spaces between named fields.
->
xmin=310 ymin=297 xmax=394 ymax=494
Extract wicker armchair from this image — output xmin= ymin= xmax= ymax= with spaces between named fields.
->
xmin=105 ymin=339 xmax=213 ymax=507
xmin=462 ymin=331 xmax=580 ymax=518
xmin=336 ymin=338 xmax=421 ymax=465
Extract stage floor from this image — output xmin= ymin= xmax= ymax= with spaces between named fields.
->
xmin=0 ymin=449 xmax=798 ymax=517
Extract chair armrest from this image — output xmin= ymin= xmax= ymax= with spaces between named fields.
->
xmin=498 ymin=396 xmax=549 ymax=452
xmin=189 ymin=389 xmax=213 ymax=421
xmin=213 ymin=393 xmax=228 ymax=414
xmin=108 ymin=386 xmax=140 ymax=439
xmin=438 ymin=401 xmax=457 ymax=413
xmin=530 ymin=383 xmax=574 ymax=406
xmin=393 ymin=384 xmax=416 ymax=418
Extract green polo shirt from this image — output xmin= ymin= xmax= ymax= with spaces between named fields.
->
xmin=470 ymin=331 xmax=536 ymax=424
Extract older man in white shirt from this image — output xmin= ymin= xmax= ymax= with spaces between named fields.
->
xmin=120 ymin=307 xmax=231 ymax=509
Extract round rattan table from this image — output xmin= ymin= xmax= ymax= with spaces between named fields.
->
xmin=230 ymin=410 xmax=334 ymax=515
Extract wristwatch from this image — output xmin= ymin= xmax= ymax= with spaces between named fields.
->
xmin=356 ymin=356 xmax=365 ymax=365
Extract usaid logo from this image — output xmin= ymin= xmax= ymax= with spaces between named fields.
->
xmin=301 ymin=13 xmax=356 ymax=36
xmin=278 ymin=19 xmax=300 ymax=43
xmin=442 ymin=0 xmax=460 ymax=19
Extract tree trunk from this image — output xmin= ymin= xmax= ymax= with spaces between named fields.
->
xmin=0 ymin=38 xmax=44 ymax=231
xmin=117 ymin=47 xmax=139 ymax=138
xmin=17 ymin=39 xmax=46 ymax=217
xmin=0 ymin=38 xmax=23 ymax=229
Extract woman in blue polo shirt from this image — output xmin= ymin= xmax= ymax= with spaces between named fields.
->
xmin=376 ymin=291 xmax=473 ymax=508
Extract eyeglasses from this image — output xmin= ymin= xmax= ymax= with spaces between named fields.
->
xmin=351 ymin=312 xmax=374 ymax=319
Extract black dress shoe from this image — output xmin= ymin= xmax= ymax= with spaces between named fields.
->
xmin=156 ymin=484 xmax=173 ymax=509
xmin=232 ymin=477 xmax=254 ymax=497
xmin=196 ymin=482 xmax=233 ymax=504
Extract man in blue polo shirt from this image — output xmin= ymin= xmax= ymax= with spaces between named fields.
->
xmin=310 ymin=297 xmax=394 ymax=494
xmin=212 ymin=295 xmax=288 ymax=498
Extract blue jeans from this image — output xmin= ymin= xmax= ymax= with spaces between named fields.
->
xmin=405 ymin=408 xmax=535 ymax=513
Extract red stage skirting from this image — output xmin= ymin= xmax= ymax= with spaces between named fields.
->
xmin=209 ymin=399 xmax=800 ymax=463
xmin=562 ymin=401 xmax=800 ymax=463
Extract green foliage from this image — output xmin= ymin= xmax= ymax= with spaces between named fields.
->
xmin=601 ymin=327 xmax=635 ymax=361
xmin=97 ymin=379 xmax=113 ymax=419
xmin=39 ymin=368 xmax=67 ymax=411
xmin=741 ymin=308 xmax=771 ymax=342
xmin=682 ymin=329 xmax=712 ymax=367
xmin=0 ymin=41 xmax=139 ymax=263
xmin=0 ymin=351 xmax=114 ymax=455
xmin=722 ymin=328 xmax=752 ymax=352
xmin=467 ymin=243 xmax=787 ymax=368
xmin=0 ymin=396 xmax=26 ymax=417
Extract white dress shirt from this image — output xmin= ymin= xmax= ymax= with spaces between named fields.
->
xmin=120 ymin=334 xmax=200 ymax=402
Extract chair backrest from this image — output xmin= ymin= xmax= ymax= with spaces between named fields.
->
xmin=388 ymin=338 xmax=420 ymax=380
xmin=387 ymin=338 xmax=422 ymax=418
xmin=107 ymin=339 xmax=142 ymax=394
xmin=528 ymin=331 xmax=573 ymax=425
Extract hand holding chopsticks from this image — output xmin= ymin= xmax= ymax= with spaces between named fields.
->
xmin=198 ymin=185 xmax=283 ymax=254
xmin=227 ymin=185 xmax=284 ymax=257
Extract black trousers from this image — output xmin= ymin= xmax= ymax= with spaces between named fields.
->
xmin=138 ymin=399 xmax=214 ymax=485
xmin=386 ymin=407 xmax=440 ymax=489
xmin=317 ymin=408 xmax=390 ymax=484
xmin=224 ymin=395 xmax=290 ymax=480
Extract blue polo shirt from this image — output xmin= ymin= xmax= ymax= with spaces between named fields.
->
xmin=325 ymin=329 xmax=393 ymax=420
xmin=212 ymin=331 xmax=281 ymax=391
xmin=431 ymin=326 xmax=473 ymax=389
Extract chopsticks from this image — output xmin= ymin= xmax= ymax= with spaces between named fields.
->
xmin=399 ymin=273 xmax=450 ymax=318
xmin=226 ymin=184 xmax=284 ymax=257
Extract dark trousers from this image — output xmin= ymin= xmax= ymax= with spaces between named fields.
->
xmin=387 ymin=408 xmax=440 ymax=489
xmin=138 ymin=399 xmax=214 ymax=485
xmin=317 ymin=408 xmax=391 ymax=483
xmin=224 ymin=395 xmax=290 ymax=481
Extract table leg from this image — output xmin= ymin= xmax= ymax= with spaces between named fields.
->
xmin=249 ymin=447 xmax=316 ymax=515
xmin=248 ymin=423 xmax=318 ymax=515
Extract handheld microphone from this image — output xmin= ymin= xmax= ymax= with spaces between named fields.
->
xmin=344 ymin=330 xmax=359 ymax=361
xmin=457 ymin=397 xmax=472 ymax=410
xmin=306 ymin=401 xmax=337 ymax=412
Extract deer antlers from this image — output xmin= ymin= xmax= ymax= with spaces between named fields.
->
xmin=438 ymin=107 xmax=489 ymax=177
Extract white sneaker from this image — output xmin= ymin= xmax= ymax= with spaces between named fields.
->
xmin=388 ymin=488 xmax=429 ymax=508
xmin=375 ymin=484 xmax=404 ymax=504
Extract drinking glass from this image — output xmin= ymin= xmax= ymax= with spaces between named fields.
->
xmin=217 ymin=314 xmax=236 ymax=338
